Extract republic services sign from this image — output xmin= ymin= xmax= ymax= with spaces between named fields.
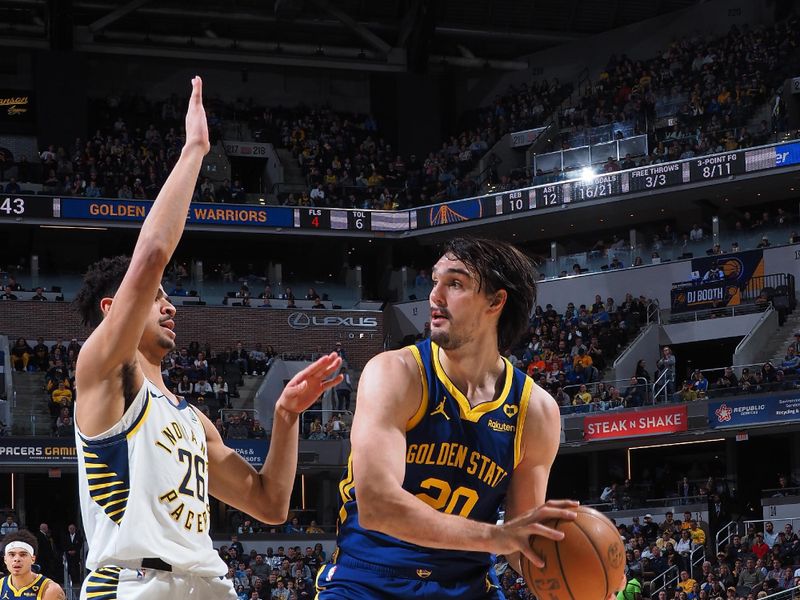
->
xmin=287 ymin=312 xmax=378 ymax=330
xmin=583 ymin=405 xmax=688 ymax=441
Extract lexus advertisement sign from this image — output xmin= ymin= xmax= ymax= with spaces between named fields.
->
xmin=287 ymin=312 xmax=378 ymax=330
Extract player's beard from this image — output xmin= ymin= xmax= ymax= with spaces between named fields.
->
xmin=157 ymin=333 xmax=176 ymax=351
xmin=431 ymin=325 xmax=471 ymax=350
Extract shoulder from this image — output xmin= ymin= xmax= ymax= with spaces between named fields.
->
xmin=518 ymin=381 xmax=560 ymax=458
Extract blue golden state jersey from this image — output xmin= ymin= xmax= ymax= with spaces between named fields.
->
xmin=335 ymin=338 xmax=532 ymax=579
xmin=0 ymin=574 xmax=51 ymax=598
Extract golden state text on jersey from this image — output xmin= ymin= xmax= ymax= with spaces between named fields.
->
xmin=76 ymin=379 xmax=227 ymax=577
xmin=335 ymin=338 xmax=531 ymax=579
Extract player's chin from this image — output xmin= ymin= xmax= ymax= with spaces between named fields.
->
xmin=157 ymin=334 xmax=176 ymax=351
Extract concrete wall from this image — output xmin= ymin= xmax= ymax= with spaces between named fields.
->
xmin=613 ymin=323 xmax=660 ymax=382
xmin=660 ymin=312 xmax=764 ymax=346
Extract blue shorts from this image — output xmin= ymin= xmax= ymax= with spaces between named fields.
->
xmin=315 ymin=554 xmax=505 ymax=600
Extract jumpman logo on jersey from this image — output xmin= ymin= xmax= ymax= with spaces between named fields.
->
xmin=429 ymin=400 xmax=450 ymax=420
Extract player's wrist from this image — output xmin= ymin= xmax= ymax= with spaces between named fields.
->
xmin=274 ymin=399 xmax=301 ymax=420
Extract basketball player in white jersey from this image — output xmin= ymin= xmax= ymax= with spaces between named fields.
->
xmin=73 ymin=77 xmax=343 ymax=600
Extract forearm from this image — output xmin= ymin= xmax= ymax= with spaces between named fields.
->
xmin=133 ymin=148 xmax=205 ymax=262
xmin=258 ymin=404 xmax=300 ymax=521
xmin=359 ymin=485 xmax=497 ymax=554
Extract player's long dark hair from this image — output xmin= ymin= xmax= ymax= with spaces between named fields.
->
xmin=440 ymin=237 xmax=537 ymax=352
xmin=74 ymin=255 xmax=132 ymax=327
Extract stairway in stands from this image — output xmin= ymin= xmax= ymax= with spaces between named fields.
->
xmin=10 ymin=372 xmax=52 ymax=436
xmin=274 ymin=148 xmax=309 ymax=197
xmin=764 ymin=311 xmax=800 ymax=366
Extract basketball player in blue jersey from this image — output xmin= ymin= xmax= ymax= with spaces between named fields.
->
xmin=1 ymin=531 xmax=65 ymax=599
xmin=318 ymin=237 xmax=624 ymax=599
xmin=73 ymin=77 xmax=342 ymax=600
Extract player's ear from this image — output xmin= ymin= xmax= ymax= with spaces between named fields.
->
xmin=488 ymin=289 xmax=507 ymax=313
xmin=100 ymin=297 xmax=113 ymax=316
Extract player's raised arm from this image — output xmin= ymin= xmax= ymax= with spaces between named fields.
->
xmin=75 ymin=77 xmax=209 ymax=436
xmin=350 ymin=350 xmax=575 ymax=563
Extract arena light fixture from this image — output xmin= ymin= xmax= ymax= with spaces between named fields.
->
xmin=580 ymin=167 xmax=595 ymax=182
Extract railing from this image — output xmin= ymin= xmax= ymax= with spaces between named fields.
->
xmin=666 ymin=302 xmax=769 ymax=324
xmin=744 ymin=517 xmax=800 ymax=536
xmin=649 ymin=565 xmax=679 ymax=599
xmin=300 ymin=409 xmax=353 ymax=440
xmin=653 ymin=369 xmax=671 ymax=404
xmin=532 ymin=134 xmax=649 ymax=175
xmin=644 ymin=494 xmax=707 ymax=508
xmin=561 ymin=377 xmax=649 ymax=414
xmin=762 ymin=486 xmax=800 ymax=497
xmin=689 ymin=544 xmax=706 ymax=579
xmin=715 ymin=520 xmax=738 ymax=555
xmin=762 ymin=585 xmax=800 ymax=600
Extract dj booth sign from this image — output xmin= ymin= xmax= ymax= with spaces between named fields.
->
xmin=670 ymin=280 xmax=740 ymax=312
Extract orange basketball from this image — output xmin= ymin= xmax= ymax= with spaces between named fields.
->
xmin=522 ymin=506 xmax=625 ymax=600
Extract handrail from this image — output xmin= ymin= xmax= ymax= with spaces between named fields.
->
xmin=612 ymin=324 xmax=653 ymax=370
xmin=761 ymin=486 xmax=800 ymax=496
xmin=689 ymin=544 xmax=706 ymax=578
xmin=760 ymin=585 xmax=800 ymax=600
xmin=735 ymin=304 xmax=776 ymax=355
xmin=665 ymin=302 xmax=770 ymax=324
xmin=652 ymin=369 xmax=670 ymax=404
xmin=649 ymin=564 xmax=679 ymax=598
xmin=715 ymin=520 xmax=739 ymax=555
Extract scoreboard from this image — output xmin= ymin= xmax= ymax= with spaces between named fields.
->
xmin=3 ymin=141 xmax=800 ymax=235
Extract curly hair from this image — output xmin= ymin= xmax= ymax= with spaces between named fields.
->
xmin=2 ymin=529 xmax=38 ymax=555
xmin=440 ymin=237 xmax=537 ymax=353
xmin=74 ymin=256 xmax=132 ymax=327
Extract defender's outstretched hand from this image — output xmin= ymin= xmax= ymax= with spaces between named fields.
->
xmin=276 ymin=352 xmax=344 ymax=414
xmin=185 ymin=76 xmax=210 ymax=155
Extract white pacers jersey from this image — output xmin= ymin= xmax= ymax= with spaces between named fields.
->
xmin=76 ymin=378 xmax=227 ymax=577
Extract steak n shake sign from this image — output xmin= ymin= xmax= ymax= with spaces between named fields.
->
xmin=583 ymin=405 xmax=688 ymax=441
xmin=287 ymin=312 xmax=378 ymax=330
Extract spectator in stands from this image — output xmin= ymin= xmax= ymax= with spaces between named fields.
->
xmin=194 ymin=376 xmax=213 ymax=401
xmin=335 ymin=366 xmax=352 ymax=412
xmin=177 ymin=375 xmax=193 ymax=398
xmin=230 ymin=342 xmax=249 ymax=376
xmin=32 ymin=337 xmax=49 ymax=371
xmin=738 ymin=557 xmax=765 ymax=591
xmin=50 ymin=381 xmax=73 ymax=416
xmin=226 ymin=415 xmax=249 ymax=440
xmin=0 ymin=516 xmax=18 ymax=535
xmin=657 ymin=346 xmax=677 ymax=396
xmin=170 ymin=281 xmax=188 ymax=296
xmin=676 ymin=381 xmax=698 ymax=402
xmin=213 ymin=375 xmax=229 ymax=408
xmin=781 ymin=347 xmax=800 ymax=374
xmin=1 ymin=285 xmax=19 ymax=301
xmin=713 ymin=366 xmax=738 ymax=394
xmin=623 ymin=377 xmax=646 ymax=407
xmin=10 ymin=337 xmax=32 ymax=372
xmin=248 ymin=344 xmax=267 ymax=376
xmin=55 ymin=406 xmax=74 ymax=437
xmin=249 ymin=420 xmax=267 ymax=439
xmin=635 ymin=359 xmax=651 ymax=382
xmin=572 ymin=384 xmax=592 ymax=406
xmin=30 ymin=287 xmax=47 ymax=301
xmin=763 ymin=521 xmax=778 ymax=548
xmin=677 ymin=570 xmax=697 ymax=594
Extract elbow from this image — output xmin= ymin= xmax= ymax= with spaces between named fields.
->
xmin=356 ymin=488 xmax=392 ymax=533
xmin=256 ymin=502 xmax=290 ymax=526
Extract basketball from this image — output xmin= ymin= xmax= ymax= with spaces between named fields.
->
xmin=522 ymin=506 xmax=625 ymax=600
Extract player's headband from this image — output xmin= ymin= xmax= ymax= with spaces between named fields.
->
xmin=5 ymin=542 xmax=34 ymax=555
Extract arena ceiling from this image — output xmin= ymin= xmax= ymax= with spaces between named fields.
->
xmin=1 ymin=0 xmax=700 ymax=71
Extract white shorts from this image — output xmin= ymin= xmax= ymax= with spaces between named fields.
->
xmin=80 ymin=566 xmax=237 ymax=600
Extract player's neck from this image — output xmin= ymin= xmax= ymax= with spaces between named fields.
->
xmin=10 ymin=571 xmax=37 ymax=589
xmin=138 ymin=350 xmax=166 ymax=387
xmin=437 ymin=339 xmax=503 ymax=401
